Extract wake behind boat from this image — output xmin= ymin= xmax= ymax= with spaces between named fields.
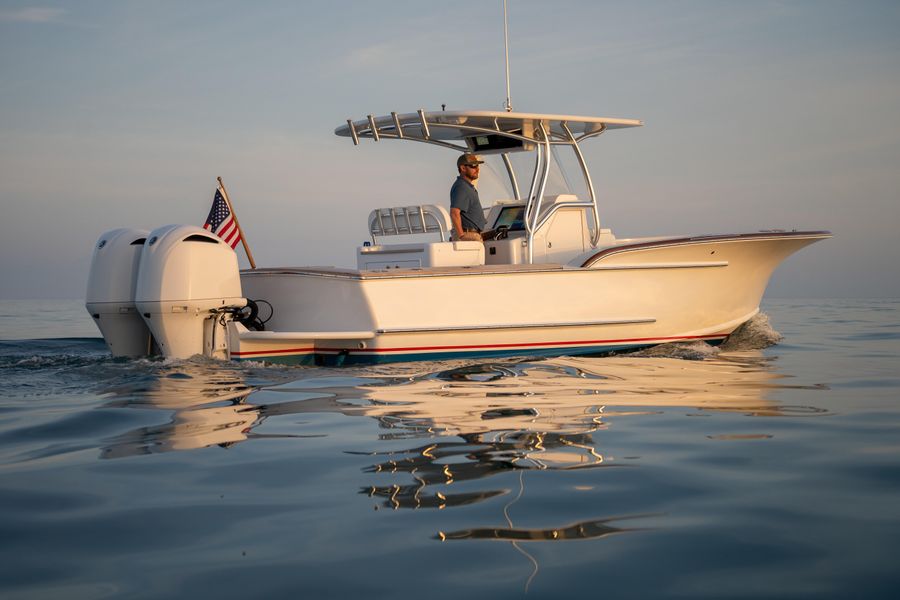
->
xmin=85 ymin=109 xmax=829 ymax=365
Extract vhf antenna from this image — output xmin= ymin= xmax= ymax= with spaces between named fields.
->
xmin=503 ymin=0 xmax=512 ymax=112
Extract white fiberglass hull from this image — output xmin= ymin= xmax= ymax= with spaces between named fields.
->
xmin=229 ymin=231 xmax=829 ymax=365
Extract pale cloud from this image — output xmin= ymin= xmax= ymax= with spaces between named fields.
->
xmin=343 ymin=41 xmax=397 ymax=69
xmin=0 ymin=7 xmax=65 ymax=23
xmin=339 ymin=31 xmax=463 ymax=71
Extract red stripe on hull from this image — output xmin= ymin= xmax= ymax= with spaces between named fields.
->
xmin=317 ymin=332 xmax=729 ymax=355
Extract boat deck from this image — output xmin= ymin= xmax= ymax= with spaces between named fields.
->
xmin=241 ymin=231 xmax=832 ymax=280
xmin=242 ymin=263 xmax=568 ymax=280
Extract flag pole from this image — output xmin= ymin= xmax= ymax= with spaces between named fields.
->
xmin=216 ymin=176 xmax=257 ymax=269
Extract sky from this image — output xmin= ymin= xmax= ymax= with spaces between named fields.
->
xmin=1 ymin=0 xmax=899 ymax=299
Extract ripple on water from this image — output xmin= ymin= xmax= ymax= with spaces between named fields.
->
xmin=1 ymin=301 xmax=898 ymax=598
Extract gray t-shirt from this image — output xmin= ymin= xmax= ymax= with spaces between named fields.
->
xmin=450 ymin=176 xmax=486 ymax=231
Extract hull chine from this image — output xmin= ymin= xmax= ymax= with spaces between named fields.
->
xmin=230 ymin=328 xmax=732 ymax=366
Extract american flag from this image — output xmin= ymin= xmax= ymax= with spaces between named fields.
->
xmin=203 ymin=188 xmax=241 ymax=249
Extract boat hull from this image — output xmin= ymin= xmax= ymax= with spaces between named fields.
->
xmin=232 ymin=231 xmax=829 ymax=365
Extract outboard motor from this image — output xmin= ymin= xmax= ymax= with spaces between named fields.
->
xmin=135 ymin=224 xmax=246 ymax=360
xmin=86 ymin=228 xmax=153 ymax=357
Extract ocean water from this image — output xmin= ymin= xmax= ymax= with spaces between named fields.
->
xmin=1 ymin=298 xmax=898 ymax=599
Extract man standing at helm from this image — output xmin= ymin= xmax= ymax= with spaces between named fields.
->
xmin=450 ymin=153 xmax=487 ymax=241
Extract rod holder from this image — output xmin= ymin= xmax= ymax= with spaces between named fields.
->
xmin=367 ymin=115 xmax=380 ymax=141
xmin=417 ymin=109 xmax=430 ymax=140
xmin=391 ymin=112 xmax=404 ymax=138
xmin=346 ymin=120 xmax=359 ymax=145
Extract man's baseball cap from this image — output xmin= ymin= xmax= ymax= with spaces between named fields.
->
xmin=457 ymin=154 xmax=484 ymax=167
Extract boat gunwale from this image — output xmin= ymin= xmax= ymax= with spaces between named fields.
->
xmin=240 ymin=230 xmax=831 ymax=280
xmin=581 ymin=230 xmax=832 ymax=268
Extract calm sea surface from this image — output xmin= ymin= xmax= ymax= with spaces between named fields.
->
xmin=1 ymin=298 xmax=898 ymax=599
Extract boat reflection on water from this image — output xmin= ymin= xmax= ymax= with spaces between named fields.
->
xmin=99 ymin=361 xmax=303 ymax=458
xmin=89 ymin=342 xmax=830 ymax=593
xmin=100 ymin=364 xmax=258 ymax=457
xmin=95 ymin=343 xmax=826 ymax=587
xmin=346 ymin=350 xmax=825 ymax=511
xmin=336 ymin=349 xmax=825 ymax=589
xmin=436 ymin=510 xmax=652 ymax=542
xmin=98 ymin=339 xmax=823 ymax=474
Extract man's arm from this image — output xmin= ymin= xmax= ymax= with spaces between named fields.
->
xmin=450 ymin=207 xmax=465 ymax=239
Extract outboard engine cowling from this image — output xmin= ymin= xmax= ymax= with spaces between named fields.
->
xmin=135 ymin=224 xmax=246 ymax=359
xmin=86 ymin=228 xmax=153 ymax=357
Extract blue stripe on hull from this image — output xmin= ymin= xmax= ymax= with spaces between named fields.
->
xmin=233 ymin=354 xmax=316 ymax=366
xmin=316 ymin=342 xmax=662 ymax=366
xmin=233 ymin=338 xmax=727 ymax=367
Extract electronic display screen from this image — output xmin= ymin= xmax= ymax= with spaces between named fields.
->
xmin=467 ymin=134 xmax=534 ymax=154
xmin=494 ymin=206 xmax=526 ymax=231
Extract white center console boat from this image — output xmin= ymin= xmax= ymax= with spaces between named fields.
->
xmin=86 ymin=110 xmax=830 ymax=365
